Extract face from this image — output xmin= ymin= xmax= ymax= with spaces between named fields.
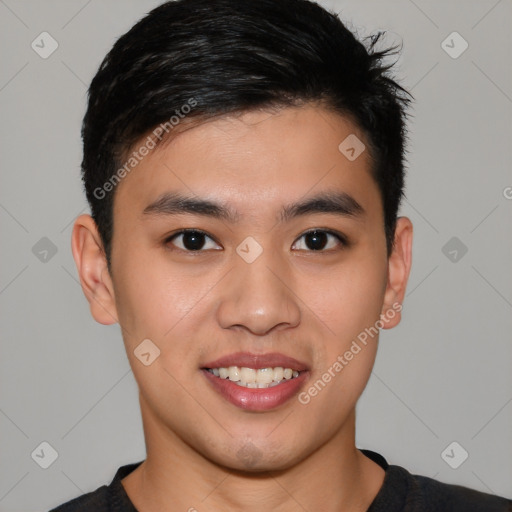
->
xmin=74 ymin=105 xmax=412 ymax=472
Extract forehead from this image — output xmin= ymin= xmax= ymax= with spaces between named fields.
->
xmin=113 ymin=105 xmax=379 ymax=220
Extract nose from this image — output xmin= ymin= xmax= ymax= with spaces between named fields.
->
xmin=216 ymin=249 xmax=301 ymax=336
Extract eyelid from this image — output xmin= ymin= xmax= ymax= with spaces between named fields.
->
xmin=293 ymin=228 xmax=348 ymax=250
xmin=164 ymin=228 xmax=222 ymax=250
xmin=164 ymin=227 xmax=348 ymax=254
xmin=299 ymin=228 xmax=347 ymax=242
xmin=166 ymin=227 xmax=212 ymax=239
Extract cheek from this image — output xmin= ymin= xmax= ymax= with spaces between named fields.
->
xmin=112 ymin=263 xmax=214 ymax=423
xmin=113 ymin=253 xmax=217 ymax=341
xmin=295 ymin=252 xmax=386 ymax=406
xmin=297 ymin=255 xmax=387 ymax=340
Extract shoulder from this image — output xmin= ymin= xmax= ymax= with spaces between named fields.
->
xmin=390 ymin=465 xmax=512 ymax=512
xmin=48 ymin=485 xmax=109 ymax=511
xmin=48 ymin=461 xmax=142 ymax=512
xmin=361 ymin=450 xmax=511 ymax=512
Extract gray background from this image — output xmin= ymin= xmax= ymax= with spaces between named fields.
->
xmin=0 ymin=0 xmax=511 ymax=510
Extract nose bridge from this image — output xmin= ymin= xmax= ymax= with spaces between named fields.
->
xmin=216 ymin=244 xmax=301 ymax=335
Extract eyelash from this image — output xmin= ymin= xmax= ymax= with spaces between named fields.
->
xmin=164 ymin=228 xmax=348 ymax=253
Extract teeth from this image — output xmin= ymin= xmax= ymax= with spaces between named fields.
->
xmin=240 ymin=367 xmax=256 ymax=384
xmin=207 ymin=366 xmax=302 ymax=389
xmin=256 ymin=368 xmax=274 ymax=384
xmin=228 ymin=366 xmax=241 ymax=382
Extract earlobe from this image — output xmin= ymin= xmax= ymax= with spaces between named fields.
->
xmin=71 ymin=214 xmax=118 ymax=325
xmin=380 ymin=216 xmax=413 ymax=329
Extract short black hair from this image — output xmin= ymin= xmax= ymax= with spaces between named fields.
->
xmin=81 ymin=0 xmax=412 ymax=268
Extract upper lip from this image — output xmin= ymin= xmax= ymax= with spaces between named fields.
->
xmin=201 ymin=352 xmax=309 ymax=371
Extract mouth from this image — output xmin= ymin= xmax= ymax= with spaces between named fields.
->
xmin=201 ymin=353 xmax=309 ymax=411
xmin=206 ymin=366 xmax=302 ymax=388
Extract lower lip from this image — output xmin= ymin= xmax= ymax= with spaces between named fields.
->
xmin=201 ymin=369 xmax=308 ymax=411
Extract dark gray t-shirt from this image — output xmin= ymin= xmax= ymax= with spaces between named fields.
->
xmin=50 ymin=449 xmax=512 ymax=511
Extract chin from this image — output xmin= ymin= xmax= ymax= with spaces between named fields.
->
xmin=205 ymin=439 xmax=303 ymax=473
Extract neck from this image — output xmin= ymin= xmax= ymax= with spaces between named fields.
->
xmin=121 ymin=395 xmax=385 ymax=512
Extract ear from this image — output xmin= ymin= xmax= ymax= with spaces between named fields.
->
xmin=380 ymin=216 xmax=413 ymax=329
xmin=71 ymin=214 xmax=118 ymax=325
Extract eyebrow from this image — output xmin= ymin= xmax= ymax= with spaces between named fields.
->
xmin=142 ymin=191 xmax=365 ymax=223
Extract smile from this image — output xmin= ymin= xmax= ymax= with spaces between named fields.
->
xmin=201 ymin=352 xmax=309 ymax=411
xmin=206 ymin=366 xmax=301 ymax=389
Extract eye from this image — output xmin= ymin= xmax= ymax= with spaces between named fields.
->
xmin=292 ymin=229 xmax=346 ymax=252
xmin=165 ymin=228 xmax=346 ymax=253
xmin=165 ymin=229 xmax=221 ymax=252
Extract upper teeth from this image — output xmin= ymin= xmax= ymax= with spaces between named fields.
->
xmin=208 ymin=366 xmax=300 ymax=388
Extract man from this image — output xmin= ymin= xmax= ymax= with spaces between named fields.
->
xmin=51 ymin=0 xmax=512 ymax=510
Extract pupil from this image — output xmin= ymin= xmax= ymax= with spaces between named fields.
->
xmin=306 ymin=230 xmax=327 ymax=250
xmin=183 ymin=231 xmax=205 ymax=250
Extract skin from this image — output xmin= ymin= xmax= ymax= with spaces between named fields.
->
xmin=72 ymin=105 xmax=413 ymax=512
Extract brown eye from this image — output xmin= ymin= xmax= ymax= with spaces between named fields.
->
xmin=166 ymin=230 xmax=221 ymax=252
xmin=292 ymin=229 xmax=346 ymax=252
